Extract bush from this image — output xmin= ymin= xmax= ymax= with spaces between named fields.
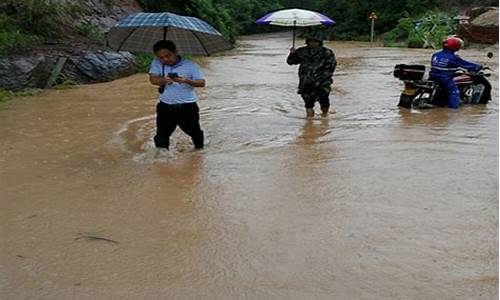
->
xmin=0 ymin=0 xmax=76 ymax=54
xmin=0 ymin=88 xmax=41 ymax=105
xmin=75 ymin=21 xmax=105 ymax=44
xmin=407 ymin=31 xmax=424 ymax=48
xmin=0 ymin=14 xmax=39 ymax=55
xmin=0 ymin=31 xmax=39 ymax=55
xmin=134 ymin=53 xmax=155 ymax=73
xmin=18 ymin=0 xmax=73 ymax=38
xmin=52 ymin=73 xmax=78 ymax=90
xmin=0 ymin=89 xmax=14 ymax=103
xmin=382 ymin=18 xmax=413 ymax=44
xmin=383 ymin=11 xmax=457 ymax=48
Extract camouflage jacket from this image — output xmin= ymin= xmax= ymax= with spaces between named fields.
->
xmin=286 ymin=46 xmax=337 ymax=94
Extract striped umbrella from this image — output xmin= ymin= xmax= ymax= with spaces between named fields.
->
xmin=256 ymin=8 xmax=335 ymax=47
xmin=107 ymin=12 xmax=232 ymax=56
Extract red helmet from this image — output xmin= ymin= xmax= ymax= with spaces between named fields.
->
xmin=443 ymin=36 xmax=463 ymax=51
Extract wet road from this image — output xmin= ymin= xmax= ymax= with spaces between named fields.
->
xmin=1 ymin=33 xmax=498 ymax=299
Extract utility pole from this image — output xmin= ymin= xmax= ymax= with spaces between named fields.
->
xmin=369 ymin=12 xmax=377 ymax=45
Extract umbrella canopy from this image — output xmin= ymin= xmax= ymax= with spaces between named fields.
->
xmin=107 ymin=12 xmax=232 ymax=56
xmin=256 ymin=8 xmax=335 ymax=48
xmin=256 ymin=8 xmax=335 ymax=27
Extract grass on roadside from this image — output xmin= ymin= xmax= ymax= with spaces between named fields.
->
xmin=0 ymin=89 xmax=14 ymax=103
xmin=52 ymin=79 xmax=78 ymax=90
xmin=0 ymin=88 xmax=43 ymax=108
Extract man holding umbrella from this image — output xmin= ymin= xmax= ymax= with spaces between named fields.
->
xmin=149 ymin=40 xmax=206 ymax=150
xmin=107 ymin=12 xmax=232 ymax=151
xmin=256 ymin=8 xmax=336 ymax=118
xmin=287 ymin=32 xmax=337 ymax=118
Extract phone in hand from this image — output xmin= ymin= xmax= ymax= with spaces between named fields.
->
xmin=168 ymin=72 xmax=178 ymax=78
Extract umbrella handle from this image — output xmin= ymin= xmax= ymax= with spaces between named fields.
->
xmin=292 ymin=21 xmax=296 ymax=48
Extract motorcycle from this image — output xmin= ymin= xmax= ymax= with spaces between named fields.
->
xmin=394 ymin=62 xmax=492 ymax=109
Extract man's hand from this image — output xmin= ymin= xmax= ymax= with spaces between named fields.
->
xmin=164 ymin=76 xmax=174 ymax=85
xmin=172 ymin=77 xmax=205 ymax=87
xmin=149 ymin=74 xmax=173 ymax=86
xmin=289 ymin=47 xmax=296 ymax=53
xmin=172 ymin=76 xmax=189 ymax=84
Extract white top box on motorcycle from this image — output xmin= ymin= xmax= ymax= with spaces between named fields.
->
xmin=393 ymin=64 xmax=425 ymax=80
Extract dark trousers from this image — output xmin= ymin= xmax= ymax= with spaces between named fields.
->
xmin=429 ymin=76 xmax=460 ymax=109
xmin=300 ymin=88 xmax=331 ymax=109
xmin=154 ymin=102 xmax=204 ymax=149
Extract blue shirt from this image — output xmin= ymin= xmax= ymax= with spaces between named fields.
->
xmin=149 ymin=57 xmax=204 ymax=104
xmin=429 ymin=49 xmax=482 ymax=80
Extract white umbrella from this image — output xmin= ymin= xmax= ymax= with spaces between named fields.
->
xmin=256 ymin=8 xmax=336 ymax=47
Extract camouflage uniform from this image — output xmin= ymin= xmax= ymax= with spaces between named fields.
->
xmin=287 ymin=43 xmax=337 ymax=108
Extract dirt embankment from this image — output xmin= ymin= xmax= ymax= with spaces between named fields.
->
xmin=460 ymin=7 xmax=499 ymax=44
xmin=471 ymin=7 xmax=498 ymax=27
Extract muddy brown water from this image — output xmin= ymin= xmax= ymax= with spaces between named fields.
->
xmin=1 ymin=33 xmax=498 ymax=299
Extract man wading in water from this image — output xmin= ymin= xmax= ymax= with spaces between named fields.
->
xmin=287 ymin=32 xmax=337 ymax=118
xmin=148 ymin=40 xmax=206 ymax=150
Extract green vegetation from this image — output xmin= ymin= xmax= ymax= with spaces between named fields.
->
xmin=136 ymin=0 xmax=497 ymax=44
xmin=0 ymin=89 xmax=14 ymax=103
xmin=0 ymin=0 xmax=102 ymax=55
xmin=137 ymin=0 xmax=445 ymax=42
xmin=52 ymin=80 xmax=78 ymax=90
xmin=75 ymin=21 xmax=105 ymax=45
xmin=135 ymin=53 xmax=156 ymax=73
xmin=0 ymin=88 xmax=42 ymax=105
xmin=318 ymin=0 xmax=440 ymax=41
xmin=0 ymin=0 xmax=498 ymax=55
xmin=0 ymin=13 xmax=40 ymax=55
xmin=136 ymin=0 xmax=283 ymax=42
xmin=17 ymin=0 xmax=77 ymax=38
xmin=0 ymin=30 xmax=40 ymax=55
xmin=383 ymin=11 xmax=458 ymax=48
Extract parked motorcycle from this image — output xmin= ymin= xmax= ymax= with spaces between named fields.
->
xmin=394 ymin=56 xmax=493 ymax=109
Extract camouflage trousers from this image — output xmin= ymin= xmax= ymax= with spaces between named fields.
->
xmin=299 ymin=86 xmax=331 ymax=109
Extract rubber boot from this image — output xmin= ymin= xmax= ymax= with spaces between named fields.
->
xmin=306 ymin=108 xmax=315 ymax=118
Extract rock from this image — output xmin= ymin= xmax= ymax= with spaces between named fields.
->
xmin=62 ymin=51 xmax=137 ymax=83
xmin=0 ymin=51 xmax=137 ymax=90
xmin=0 ymin=0 xmax=143 ymax=91
xmin=64 ymin=0 xmax=142 ymax=32
xmin=0 ymin=55 xmax=56 ymax=91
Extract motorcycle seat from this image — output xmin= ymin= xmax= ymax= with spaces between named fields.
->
xmin=454 ymin=75 xmax=474 ymax=84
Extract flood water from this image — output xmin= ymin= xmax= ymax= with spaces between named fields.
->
xmin=1 ymin=33 xmax=498 ymax=299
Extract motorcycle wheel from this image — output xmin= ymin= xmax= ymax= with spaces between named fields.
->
xmin=412 ymin=92 xmax=436 ymax=109
xmin=475 ymin=84 xmax=488 ymax=104
xmin=460 ymin=85 xmax=474 ymax=104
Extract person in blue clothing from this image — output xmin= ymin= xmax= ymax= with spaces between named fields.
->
xmin=148 ymin=40 xmax=206 ymax=150
xmin=429 ymin=36 xmax=483 ymax=109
